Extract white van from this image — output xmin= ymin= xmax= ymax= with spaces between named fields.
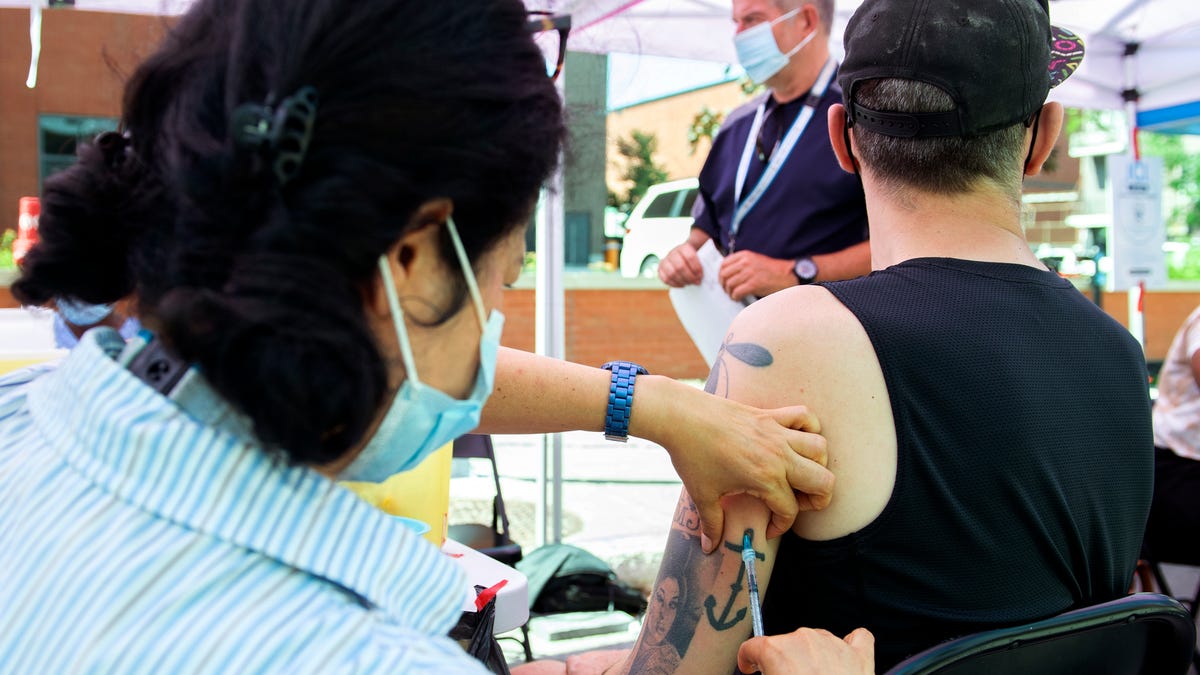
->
xmin=618 ymin=178 xmax=699 ymax=279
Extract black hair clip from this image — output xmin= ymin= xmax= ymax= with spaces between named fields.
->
xmin=231 ymin=86 xmax=319 ymax=186
xmin=94 ymin=130 xmax=132 ymax=170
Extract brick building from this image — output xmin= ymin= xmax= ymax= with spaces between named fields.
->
xmin=1 ymin=8 xmax=173 ymax=226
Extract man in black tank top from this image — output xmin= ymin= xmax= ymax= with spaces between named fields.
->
xmin=588 ymin=1 xmax=1152 ymax=674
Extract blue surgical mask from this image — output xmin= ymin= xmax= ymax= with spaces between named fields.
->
xmin=340 ymin=217 xmax=505 ymax=483
xmin=57 ymin=297 xmax=114 ymax=326
xmin=734 ymin=8 xmax=815 ymax=84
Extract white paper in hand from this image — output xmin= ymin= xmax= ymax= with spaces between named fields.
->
xmin=668 ymin=239 xmax=749 ymax=368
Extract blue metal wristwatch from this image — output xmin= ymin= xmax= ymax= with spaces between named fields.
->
xmin=600 ymin=360 xmax=649 ymax=442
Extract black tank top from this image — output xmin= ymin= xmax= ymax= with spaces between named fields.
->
xmin=761 ymin=258 xmax=1153 ymax=670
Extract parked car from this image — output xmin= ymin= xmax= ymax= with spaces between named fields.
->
xmin=1035 ymin=245 xmax=1097 ymax=278
xmin=1036 ymin=246 xmax=1080 ymax=275
xmin=619 ymin=178 xmax=699 ymax=279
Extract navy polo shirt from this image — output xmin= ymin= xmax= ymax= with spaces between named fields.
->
xmin=693 ymin=77 xmax=868 ymax=260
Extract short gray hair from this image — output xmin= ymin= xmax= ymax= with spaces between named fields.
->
xmin=773 ymin=0 xmax=834 ymax=32
xmin=850 ymin=78 xmax=1028 ymax=199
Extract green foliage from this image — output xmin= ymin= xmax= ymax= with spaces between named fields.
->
xmin=1140 ymin=132 xmax=1200 ymax=238
xmin=1061 ymin=109 xmax=1200 ymax=276
xmin=1065 ymin=108 xmax=1115 ymax=136
xmin=0 ymin=230 xmax=15 ymax=270
xmin=1166 ymin=245 xmax=1200 ymax=281
xmin=687 ymin=106 xmax=725 ymax=156
xmin=613 ymin=130 xmax=669 ymax=211
xmin=1043 ymin=148 xmax=1060 ymax=175
xmin=738 ymin=75 xmax=765 ymax=98
xmin=1060 ymin=109 xmax=1120 ymax=177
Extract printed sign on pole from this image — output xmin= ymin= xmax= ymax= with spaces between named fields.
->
xmin=1108 ymin=154 xmax=1166 ymax=291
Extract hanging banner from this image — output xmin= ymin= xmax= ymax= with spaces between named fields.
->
xmin=1108 ymin=155 xmax=1167 ymax=291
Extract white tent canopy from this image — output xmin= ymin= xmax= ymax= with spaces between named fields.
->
xmin=0 ymin=0 xmax=743 ymax=58
xmin=12 ymin=0 xmax=1199 ymax=129
xmin=1047 ymin=0 xmax=1200 ymax=134
xmin=1 ymin=0 xmax=855 ymax=67
xmin=19 ymin=0 xmax=1199 ymax=123
xmin=564 ymin=0 xmax=1200 ymax=134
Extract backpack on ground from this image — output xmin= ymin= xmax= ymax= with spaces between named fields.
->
xmin=516 ymin=543 xmax=647 ymax=615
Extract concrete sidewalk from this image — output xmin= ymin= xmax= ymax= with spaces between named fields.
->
xmin=449 ymin=431 xmax=685 ymax=666
xmin=449 ymin=431 xmax=683 ymax=594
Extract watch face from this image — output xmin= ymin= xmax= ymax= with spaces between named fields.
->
xmin=795 ymin=258 xmax=818 ymax=281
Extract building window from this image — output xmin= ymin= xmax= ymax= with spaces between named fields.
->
xmin=39 ymin=115 xmax=119 ymax=188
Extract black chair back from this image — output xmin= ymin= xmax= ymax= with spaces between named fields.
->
xmin=449 ymin=434 xmax=522 ymax=568
xmin=453 ymin=433 xmax=496 ymax=460
xmin=886 ymin=593 xmax=1195 ymax=675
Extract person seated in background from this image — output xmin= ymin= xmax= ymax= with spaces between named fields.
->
xmin=1143 ymin=305 xmax=1200 ymax=566
xmin=0 ymin=0 xmax=836 ymax=671
xmin=52 ymin=297 xmax=141 ymax=348
xmin=588 ymin=0 xmax=1152 ymax=672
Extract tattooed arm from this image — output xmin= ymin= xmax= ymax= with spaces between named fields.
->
xmin=606 ymin=490 xmax=778 ymax=675
xmin=606 ymin=320 xmax=795 ymax=674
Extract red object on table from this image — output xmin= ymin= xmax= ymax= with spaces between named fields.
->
xmin=474 ymin=579 xmax=509 ymax=612
xmin=13 ymin=197 xmax=40 ymax=267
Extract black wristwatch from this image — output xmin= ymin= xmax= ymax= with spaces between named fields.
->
xmin=793 ymin=257 xmax=818 ymax=285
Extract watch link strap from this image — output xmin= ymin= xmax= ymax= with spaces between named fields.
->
xmin=600 ymin=360 xmax=649 ymax=442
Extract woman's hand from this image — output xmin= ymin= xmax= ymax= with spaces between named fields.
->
xmin=738 ymin=628 xmax=874 ymax=675
xmin=632 ymin=377 xmax=832 ymax=552
xmin=480 ymin=349 xmax=832 ymax=551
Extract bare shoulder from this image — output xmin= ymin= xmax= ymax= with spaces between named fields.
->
xmin=711 ymin=286 xmax=866 ymax=403
xmin=720 ymin=285 xmax=898 ymax=540
xmin=744 ymin=285 xmax=860 ymax=339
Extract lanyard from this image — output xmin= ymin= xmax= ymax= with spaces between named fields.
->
xmin=730 ymin=59 xmax=837 ymax=251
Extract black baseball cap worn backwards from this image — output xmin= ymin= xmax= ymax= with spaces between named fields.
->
xmin=839 ymin=0 xmax=1085 ymax=138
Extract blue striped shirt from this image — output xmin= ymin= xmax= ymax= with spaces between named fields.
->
xmin=0 ymin=329 xmax=486 ymax=673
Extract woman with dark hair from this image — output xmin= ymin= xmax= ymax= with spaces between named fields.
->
xmin=0 ymin=0 xmax=833 ymax=671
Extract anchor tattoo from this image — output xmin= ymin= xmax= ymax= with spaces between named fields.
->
xmin=704 ymin=538 xmax=765 ymax=631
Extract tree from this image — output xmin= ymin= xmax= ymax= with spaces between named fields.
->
xmin=0 ymin=230 xmax=14 ymax=271
xmin=687 ymin=106 xmax=725 ymax=156
xmin=1065 ymin=109 xmax=1200 ymax=237
xmin=613 ymin=130 xmax=669 ymax=211
xmin=738 ymin=75 xmax=765 ymax=98
xmin=1064 ymin=108 xmax=1113 ymax=136
xmin=1140 ymin=132 xmax=1200 ymax=238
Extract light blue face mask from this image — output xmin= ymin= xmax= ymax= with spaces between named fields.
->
xmin=340 ymin=217 xmax=505 ymax=483
xmin=57 ymin=297 xmax=114 ymax=326
xmin=733 ymin=8 xmax=816 ymax=84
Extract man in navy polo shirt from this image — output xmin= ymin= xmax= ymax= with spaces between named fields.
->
xmin=657 ymin=0 xmax=869 ymax=302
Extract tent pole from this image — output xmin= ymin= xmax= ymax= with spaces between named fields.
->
xmin=534 ymin=74 xmax=567 ymax=548
xmin=1123 ymin=44 xmax=1146 ymax=348
xmin=26 ymin=3 xmax=42 ymax=88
